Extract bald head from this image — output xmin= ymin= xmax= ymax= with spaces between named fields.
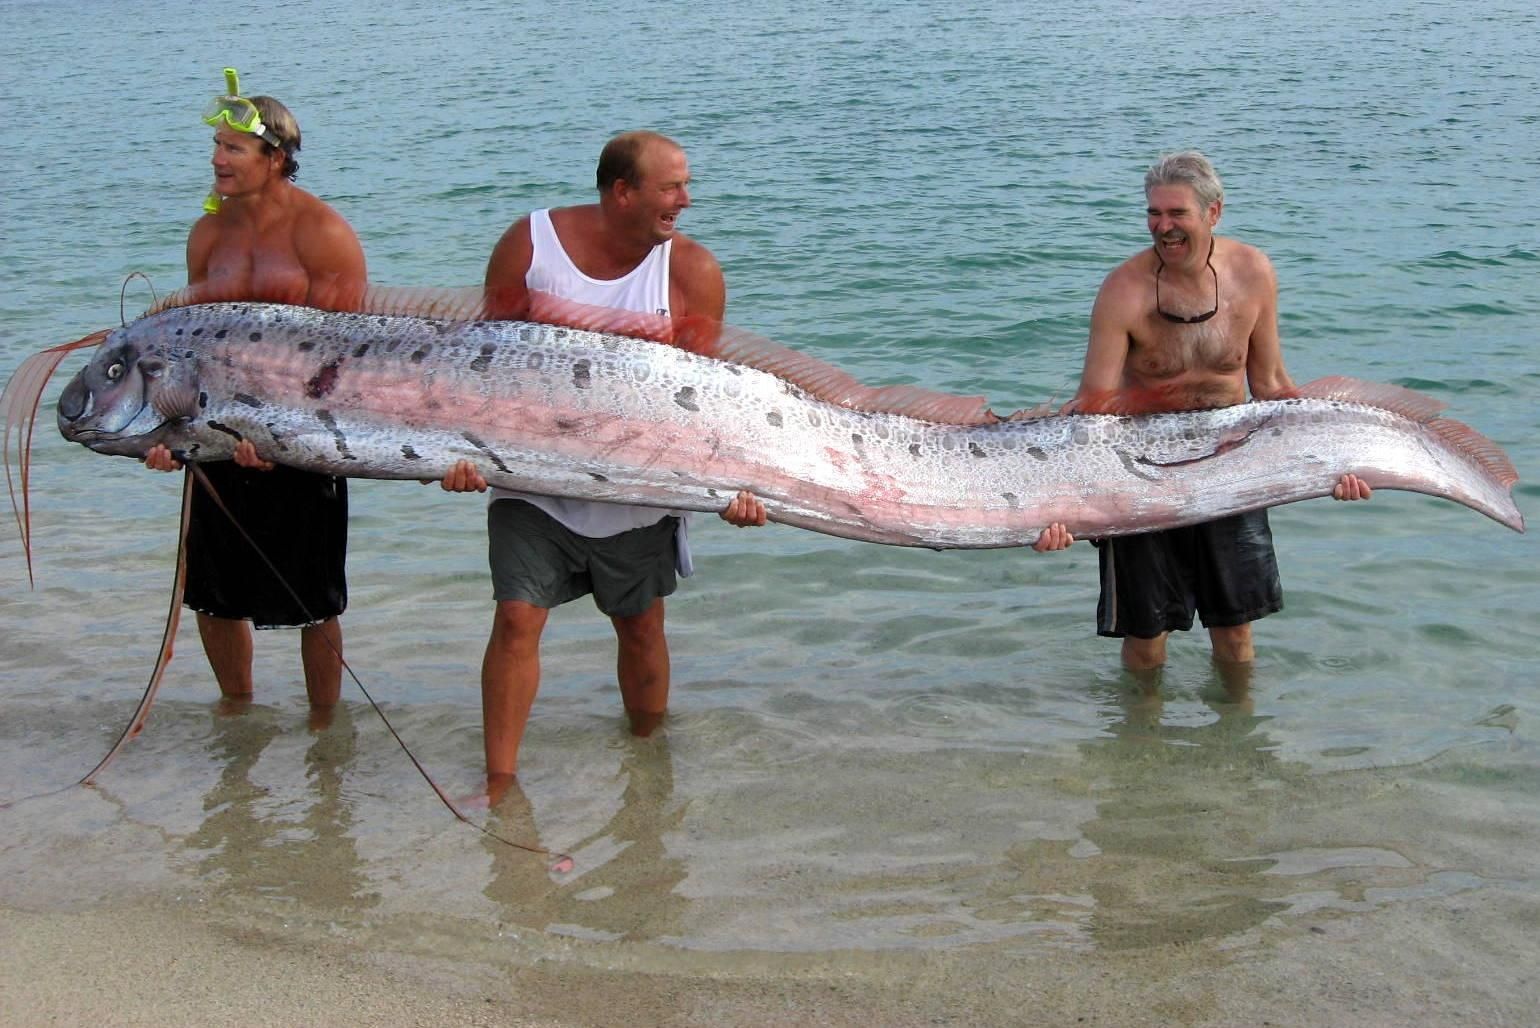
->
xmin=596 ymin=130 xmax=683 ymax=192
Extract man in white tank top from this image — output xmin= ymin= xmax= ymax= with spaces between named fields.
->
xmin=442 ymin=131 xmax=765 ymax=792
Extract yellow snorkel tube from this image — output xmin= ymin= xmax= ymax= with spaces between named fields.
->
xmin=202 ymin=68 xmax=279 ymax=213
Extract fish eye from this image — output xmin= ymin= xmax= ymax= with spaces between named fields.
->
xmin=106 ymin=362 xmax=125 ymax=382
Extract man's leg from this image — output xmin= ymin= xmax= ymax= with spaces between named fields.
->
xmin=1121 ymin=632 xmax=1169 ymax=672
xmin=300 ymin=616 xmax=343 ymax=707
xmin=482 ymin=599 xmax=550 ymax=783
xmin=1208 ymin=623 xmax=1255 ymax=665
xmin=611 ymin=598 xmax=669 ymax=737
xmin=197 ymin=612 xmax=254 ymax=699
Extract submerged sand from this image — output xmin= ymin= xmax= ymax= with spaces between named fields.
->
xmin=4 ymin=859 xmax=1535 ymax=1026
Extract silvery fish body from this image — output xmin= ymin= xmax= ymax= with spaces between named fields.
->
xmin=55 ymin=303 xmax=1524 ymax=546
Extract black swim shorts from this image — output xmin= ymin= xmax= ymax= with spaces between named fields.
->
xmin=1096 ymin=509 xmax=1282 ymax=639
xmin=185 ymin=460 xmax=349 ymax=629
xmin=487 ymin=498 xmax=679 ymax=618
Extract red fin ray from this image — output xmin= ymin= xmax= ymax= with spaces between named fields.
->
xmin=1428 ymin=418 xmax=1520 ymax=488
xmin=1296 ymin=375 xmax=1449 ymax=421
xmin=2 ymin=329 xmax=111 ymax=585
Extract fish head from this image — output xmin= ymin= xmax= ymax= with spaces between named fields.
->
xmin=56 ymin=321 xmax=201 ymax=457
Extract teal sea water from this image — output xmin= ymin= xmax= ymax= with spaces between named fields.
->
xmin=2 ymin=0 xmax=1537 ymax=1019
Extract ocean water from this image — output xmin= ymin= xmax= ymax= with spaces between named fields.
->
xmin=1 ymin=0 xmax=1537 ymax=1016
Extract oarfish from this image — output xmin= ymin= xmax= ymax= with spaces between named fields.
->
xmin=46 ymin=301 xmax=1524 ymax=546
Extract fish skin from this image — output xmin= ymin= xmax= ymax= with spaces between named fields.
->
xmin=54 ymin=302 xmax=1524 ymax=548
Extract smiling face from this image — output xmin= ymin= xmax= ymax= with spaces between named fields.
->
xmin=210 ymin=125 xmax=284 ymax=199
xmin=1146 ymin=182 xmax=1221 ymax=269
xmin=620 ymin=139 xmax=692 ymax=244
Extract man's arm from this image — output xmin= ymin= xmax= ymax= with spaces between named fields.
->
xmin=1242 ymin=251 xmax=1296 ymax=401
xmin=298 ymin=205 xmax=368 ymax=313
xmin=1064 ymin=271 xmax=1135 ymax=413
xmin=669 ymin=237 xmax=727 ymax=355
xmin=1241 ymin=250 xmax=1369 ymax=501
xmin=484 ymin=218 xmax=535 ymax=320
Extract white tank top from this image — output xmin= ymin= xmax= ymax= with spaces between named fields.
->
xmin=493 ymin=209 xmax=691 ymax=557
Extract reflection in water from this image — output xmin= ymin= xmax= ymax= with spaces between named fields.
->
xmin=186 ymin=704 xmax=377 ymax=913
xmin=482 ymin=739 xmax=688 ymax=942
xmin=985 ymin=668 xmax=1301 ymax=951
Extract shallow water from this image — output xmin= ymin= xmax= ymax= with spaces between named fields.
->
xmin=1 ymin=0 xmax=1538 ymax=1018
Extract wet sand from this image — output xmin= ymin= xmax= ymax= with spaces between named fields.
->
xmin=4 ymin=877 xmax=1534 ymax=1027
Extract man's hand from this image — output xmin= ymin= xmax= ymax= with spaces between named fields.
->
xmin=1333 ymin=473 xmax=1373 ymax=501
xmin=232 ymin=439 xmax=275 ymax=471
xmin=721 ymin=490 xmax=767 ymax=527
xmin=1032 ymin=522 xmax=1075 ymax=552
xmin=438 ymin=459 xmax=488 ymax=492
xmin=143 ymin=444 xmax=182 ymax=472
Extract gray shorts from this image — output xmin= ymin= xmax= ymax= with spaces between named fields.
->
xmin=488 ymin=499 xmax=679 ymax=618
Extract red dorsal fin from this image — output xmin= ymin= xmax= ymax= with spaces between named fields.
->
xmin=1295 ymin=376 xmax=1449 ymax=422
xmin=357 ymin=285 xmax=490 ymax=321
xmin=1297 ymin=376 xmax=1517 ymax=491
xmin=1057 ymin=384 xmax=1190 ymax=416
xmin=1429 ymin=417 xmax=1520 ymax=488
xmin=713 ymin=322 xmax=995 ymax=425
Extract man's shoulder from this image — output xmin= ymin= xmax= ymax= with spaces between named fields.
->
xmin=1215 ymin=236 xmax=1274 ymax=274
xmin=668 ymin=233 xmax=722 ymax=283
xmin=1097 ymin=249 xmax=1154 ymax=303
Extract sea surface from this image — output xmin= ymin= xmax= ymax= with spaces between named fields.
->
xmin=1 ymin=0 xmax=1537 ymax=1022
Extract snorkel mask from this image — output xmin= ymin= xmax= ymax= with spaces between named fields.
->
xmin=201 ymin=67 xmax=282 ymax=212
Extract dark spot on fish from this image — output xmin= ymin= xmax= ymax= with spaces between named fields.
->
xmin=306 ymin=361 xmax=342 ymax=399
xmin=214 ymin=329 xmax=228 ymax=340
xmin=1115 ymin=448 xmax=1161 ymax=482
xmin=909 ymin=443 xmax=922 ymax=456
xmin=470 ymin=343 xmax=495 ymax=373
xmin=198 ymin=392 xmax=208 ymax=409
xmin=766 ymin=411 xmax=783 ymax=427
xmin=410 ymin=347 xmax=430 ymax=364
xmin=298 ymin=339 xmax=316 ymax=352
xmin=232 ymin=393 xmax=263 ymax=408
xmin=969 ymin=442 xmax=987 ymax=458
xmin=462 ymin=431 xmax=510 ymax=473
xmin=851 ymin=433 xmax=864 ymax=448
xmin=316 ymin=409 xmax=355 ymax=460
xmin=572 ymin=359 xmax=592 ymax=389
xmin=353 ymin=343 xmax=371 ymax=358
xmin=674 ymin=386 xmax=699 ymax=412
xmin=175 ymin=328 xmax=184 ymax=336
xmin=588 ymin=472 xmax=608 ymax=482
xmin=1026 ymin=446 xmax=1048 ymax=461
xmin=1002 ymin=492 xmax=1019 ymax=507
xmin=401 ymin=445 xmax=421 ymax=461
xmin=555 ymin=418 xmax=577 ymax=431
xmin=206 ymin=420 xmax=242 ymax=441
xmin=249 ymin=332 xmax=263 ymax=342
xmin=191 ymin=328 xmax=203 ymax=337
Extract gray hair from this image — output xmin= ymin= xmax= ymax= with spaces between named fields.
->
xmin=1144 ymin=151 xmax=1223 ymax=208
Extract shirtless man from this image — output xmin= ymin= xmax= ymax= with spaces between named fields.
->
xmin=145 ymin=79 xmax=367 ymax=709
xmin=442 ymin=131 xmax=767 ymax=789
xmin=1067 ymin=151 xmax=1369 ymax=672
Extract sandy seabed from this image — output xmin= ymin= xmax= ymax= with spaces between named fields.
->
xmin=4 ymin=883 xmax=1536 ymax=1027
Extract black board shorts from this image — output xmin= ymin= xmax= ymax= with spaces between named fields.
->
xmin=488 ymin=498 xmax=679 ymax=619
xmin=1096 ymin=509 xmax=1282 ymax=639
xmin=184 ymin=461 xmax=349 ymax=629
